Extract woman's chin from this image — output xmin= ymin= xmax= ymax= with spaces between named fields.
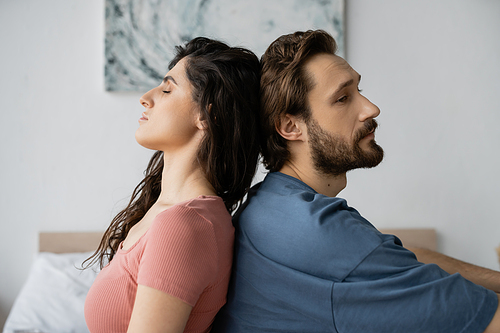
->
xmin=135 ymin=132 xmax=156 ymax=150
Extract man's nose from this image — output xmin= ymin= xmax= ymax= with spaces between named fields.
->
xmin=359 ymin=96 xmax=380 ymax=121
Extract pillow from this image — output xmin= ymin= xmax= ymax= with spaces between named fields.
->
xmin=3 ymin=252 xmax=99 ymax=333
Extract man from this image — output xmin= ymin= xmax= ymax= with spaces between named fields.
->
xmin=213 ymin=30 xmax=500 ymax=332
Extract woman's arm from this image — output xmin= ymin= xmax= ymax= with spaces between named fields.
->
xmin=409 ymin=247 xmax=500 ymax=293
xmin=127 ymin=284 xmax=193 ymax=333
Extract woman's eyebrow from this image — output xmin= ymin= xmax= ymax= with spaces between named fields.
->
xmin=163 ymin=75 xmax=178 ymax=85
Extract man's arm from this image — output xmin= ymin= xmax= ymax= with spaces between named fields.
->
xmin=484 ymin=294 xmax=500 ymax=333
xmin=408 ymin=247 xmax=500 ymax=293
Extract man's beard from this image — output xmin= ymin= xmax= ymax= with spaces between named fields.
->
xmin=307 ymin=118 xmax=384 ymax=177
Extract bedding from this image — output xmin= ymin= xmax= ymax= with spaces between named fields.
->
xmin=3 ymin=252 xmax=98 ymax=333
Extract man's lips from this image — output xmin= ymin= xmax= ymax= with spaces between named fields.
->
xmin=356 ymin=120 xmax=378 ymax=142
xmin=363 ymin=131 xmax=375 ymax=140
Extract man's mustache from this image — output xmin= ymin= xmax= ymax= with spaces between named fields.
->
xmin=355 ymin=119 xmax=378 ymax=143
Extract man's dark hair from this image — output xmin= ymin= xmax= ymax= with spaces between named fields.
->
xmin=260 ymin=30 xmax=337 ymax=172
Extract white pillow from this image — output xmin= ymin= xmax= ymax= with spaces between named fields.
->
xmin=3 ymin=252 xmax=99 ymax=333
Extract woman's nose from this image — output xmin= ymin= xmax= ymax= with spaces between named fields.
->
xmin=139 ymin=89 xmax=155 ymax=108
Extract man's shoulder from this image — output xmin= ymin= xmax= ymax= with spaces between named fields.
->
xmin=239 ymin=172 xmax=376 ymax=234
xmin=234 ymin=173 xmax=385 ymax=280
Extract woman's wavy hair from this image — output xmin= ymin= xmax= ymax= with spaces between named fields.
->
xmin=260 ymin=29 xmax=337 ymax=172
xmin=85 ymin=37 xmax=261 ymax=269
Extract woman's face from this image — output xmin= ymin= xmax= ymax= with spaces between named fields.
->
xmin=135 ymin=58 xmax=203 ymax=152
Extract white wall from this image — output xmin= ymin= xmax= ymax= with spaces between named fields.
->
xmin=341 ymin=0 xmax=500 ymax=271
xmin=1 ymin=0 xmax=499 ymax=328
xmin=0 ymin=0 xmax=151 ymax=326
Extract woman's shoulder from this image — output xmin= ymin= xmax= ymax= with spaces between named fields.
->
xmin=151 ymin=195 xmax=231 ymax=232
xmin=183 ymin=195 xmax=230 ymax=221
xmin=142 ymin=196 xmax=233 ymax=259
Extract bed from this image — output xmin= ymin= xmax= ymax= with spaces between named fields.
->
xmin=3 ymin=229 xmax=437 ymax=333
xmin=3 ymin=232 xmax=103 ymax=333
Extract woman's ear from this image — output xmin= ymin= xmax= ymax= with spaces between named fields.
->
xmin=276 ymin=114 xmax=306 ymax=142
xmin=195 ymin=104 xmax=212 ymax=130
xmin=195 ymin=116 xmax=208 ymax=130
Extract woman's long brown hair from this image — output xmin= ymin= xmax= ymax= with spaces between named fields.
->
xmin=83 ymin=37 xmax=261 ymax=269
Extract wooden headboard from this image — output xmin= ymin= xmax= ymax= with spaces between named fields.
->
xmin=39 ymin=232 xmax=103 ymax=253
xmin=380 ymin=228 xmax=437 ymax=251
xmin=39 ymin=228 xmax=437 ymax=253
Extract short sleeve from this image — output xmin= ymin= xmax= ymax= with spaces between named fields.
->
xmin=332 ymin=236 xmax=498 ymax=333
xmin=137 ymin=205 xmax=218 ymax=306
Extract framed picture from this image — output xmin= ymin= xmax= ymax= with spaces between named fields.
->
xmin=105 ymin=0 xmax=345 ymax=91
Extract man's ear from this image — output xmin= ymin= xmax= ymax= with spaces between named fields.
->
xmin=276 ymin=114 xmax=306 ymax=142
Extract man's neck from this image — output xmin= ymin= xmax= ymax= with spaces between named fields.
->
xmin=279 ymin=163 xmax=347 ymax=197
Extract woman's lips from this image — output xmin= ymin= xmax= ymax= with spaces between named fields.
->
xmin=139 ymin=112 xmax=148 ymax=122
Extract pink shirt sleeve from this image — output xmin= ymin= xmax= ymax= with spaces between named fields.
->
xmin=137 ymin=204 xmax=219 ymax=306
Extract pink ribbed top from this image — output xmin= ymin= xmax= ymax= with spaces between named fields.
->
xmin=84 ymin=196 xmax=234 ymax=333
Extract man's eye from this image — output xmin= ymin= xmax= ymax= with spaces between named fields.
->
xmin=162 ymin=90 xmax=170 ymax=94
xmin=337 ymin=95 xmax=348 ymax=103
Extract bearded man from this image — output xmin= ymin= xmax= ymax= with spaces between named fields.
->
xmin=212 ymin=30 xmax=500 ymax=333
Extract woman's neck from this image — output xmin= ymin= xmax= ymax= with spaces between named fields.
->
xmin=156 ymin=151 xmax=216 ymax=207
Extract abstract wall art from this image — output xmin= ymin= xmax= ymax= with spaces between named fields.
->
xmin=105 ymin=0 xmax=345 ymax=91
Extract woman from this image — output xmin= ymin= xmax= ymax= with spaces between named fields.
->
xmin=84 ymin=37 xmax=260 ymax=333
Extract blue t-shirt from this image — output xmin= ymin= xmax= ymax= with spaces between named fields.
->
xmin=213 ymin=172 xmax=497 ymax=333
